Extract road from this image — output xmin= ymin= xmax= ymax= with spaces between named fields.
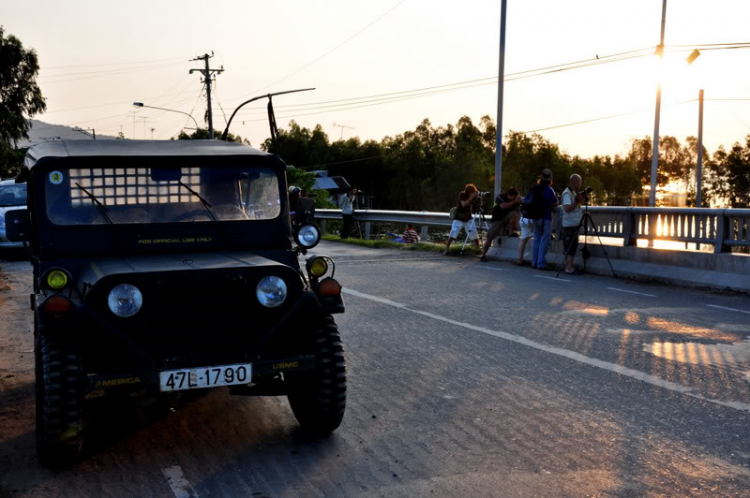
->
xmin=1 ymin=241 xmax=749 ymax=497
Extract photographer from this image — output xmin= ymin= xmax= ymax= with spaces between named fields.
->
xmin=443 ymin=184 xmax=480 ymax=255
xmin=479 ymin=187 xmax=521 ymax=262
xmin=525 ymin=169 xmax=558 ymax=270
xmin=339 ymin=186 xmax=357 ymax=239
xmin=561 ymin=174 xmax=585 ymax=275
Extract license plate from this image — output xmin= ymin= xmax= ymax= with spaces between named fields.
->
xmin=159 ymin=363 xmax=252 ymax=392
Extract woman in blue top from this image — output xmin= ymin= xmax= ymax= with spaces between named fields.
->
xmin=524 ymin=169 xmax=558 ymax=269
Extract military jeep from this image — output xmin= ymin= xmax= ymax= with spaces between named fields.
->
xmin=6 ymin=140 xmax=346 ymax=467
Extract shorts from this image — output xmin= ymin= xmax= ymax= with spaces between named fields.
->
xmin=519 ymin=217 xmax=534 ymax=239
xmin=449 ymin=218 xmax=478 ymax=240
xmin=562 ymin=226 xmax=580 ymax=256
xmin=486 ymin=212 xmax=520 ymax=241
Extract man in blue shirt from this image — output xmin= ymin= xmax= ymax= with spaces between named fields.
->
xmin=524 ymin=169 xmax=558 ymax=269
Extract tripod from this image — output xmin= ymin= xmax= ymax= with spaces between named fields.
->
xmin=460 ymin=205 xmax=488 ymax=254
xmin=556 ymin=199 xmax=617 ymax=278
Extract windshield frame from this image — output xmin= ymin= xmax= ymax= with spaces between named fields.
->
xmin=42 ymin=162 xmax=283 ymax=227
xmin=29 ymin=154 xmax=293 ymax=259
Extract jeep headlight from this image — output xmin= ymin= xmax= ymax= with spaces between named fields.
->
xmin=256 ymin=276 xmax=287 ymax=308
xmin=108 ymin=284 xmax=143 ymax=317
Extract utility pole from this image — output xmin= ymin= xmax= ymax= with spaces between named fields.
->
xmin=648 ymin=0 xmax=668 ymax=206
xmin=190 ymin=52 xmax=224 ymax=139
xmin=495 ymin=0 xmax=507 ymax=199
xmin=696 ymin=89 xmax=704 ymax=208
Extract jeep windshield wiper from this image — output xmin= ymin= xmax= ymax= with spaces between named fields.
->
xmin=74 ymin=182 xmax=113 ymax=224
xmin=178 ymin=181 xmax=218 ymax=223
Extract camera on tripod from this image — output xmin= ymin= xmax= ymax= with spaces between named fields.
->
xmin=581 ymin=186 xmax=594 ymax=203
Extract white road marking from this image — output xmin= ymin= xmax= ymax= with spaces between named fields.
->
xmin=607 ymin=287 xmax=657 ymax=298
xmin=707 ymin=304 xmax=750 ymax=315
xmin=534 ymin=275 xmax=571 ymax=283
xmin=343 ymin=287 xmax=750 ymax=413
xmin=336 ymin=257 xmax=444 ymax=264
xmin=162 ymin=466 xmax=200 ymax=498
xmin=483 ymin=267 xmax=505 ymax=272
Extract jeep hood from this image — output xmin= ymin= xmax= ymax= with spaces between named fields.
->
xmin=77 ymin=252 xmax=297 ymax=291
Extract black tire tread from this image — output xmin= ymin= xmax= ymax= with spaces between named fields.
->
xmin=36 ymin=333 xmax=84 ymax=468
xmin=287 ymin=315 xmax=347 ymax=434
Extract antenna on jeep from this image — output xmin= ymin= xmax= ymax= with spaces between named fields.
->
xmin=221 ymin=89 xmax=315 ymax=152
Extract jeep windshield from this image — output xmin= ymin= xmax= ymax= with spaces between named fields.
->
xmin=0 ymin=184 xmax=26 ymax=207
xmin=44 ymin=165 xmax=281 ymax=225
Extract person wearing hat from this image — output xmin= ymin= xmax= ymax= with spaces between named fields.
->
xmin=523 ymin=169 xmax=558 ymax=269
xmin=443 ymin=183 xmax=480 ymax=255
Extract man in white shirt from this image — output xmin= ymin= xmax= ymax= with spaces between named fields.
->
xmin=339 ymin=187 xmax=357 ymax=239
xmin=561 ymin=174 xmax=584 ymax=275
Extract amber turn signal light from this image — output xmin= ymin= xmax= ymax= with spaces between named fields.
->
xmin=43 ymin=295 xmax=73 ymax=314
xmin=318 ymin=277 xmax=341 ymax=296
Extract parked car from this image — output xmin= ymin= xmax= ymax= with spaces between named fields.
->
xmin=0 ymin=179 xmax=27 ymax=250
xmin=5 ymin=140 xmax=347 ymax=468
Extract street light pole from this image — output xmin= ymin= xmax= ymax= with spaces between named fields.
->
xmin=494 ymin=0 xmax=507 ymax=199
xmin=132 ymin=102 xmax=200 ymax=132
xmin=696 ymin=88 xmax=704 ymax=208
xmin=648 ymin=0 xmax=668 ymax=207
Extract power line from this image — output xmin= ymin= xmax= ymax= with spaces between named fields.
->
xmin=519 ymin=99 xmax=697 ymax=134
xmin=39 ymin=60 xmax=188 ymax=84
xmin=41 ymin=56 xmax=187 ymax=70
xmin=228 ymin=0 xmax=406 ymax=101
xmin=232 ymin=52 xmax=652 ymax=120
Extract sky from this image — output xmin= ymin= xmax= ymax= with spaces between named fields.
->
xmin=4 ymin=0 xmax=750 ymax=158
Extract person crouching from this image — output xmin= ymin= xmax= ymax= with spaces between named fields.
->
xmin=479 ymin=187 xmax=522 ymax=262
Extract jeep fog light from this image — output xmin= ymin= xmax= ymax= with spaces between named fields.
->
xmin=307 ymin=257 xmax=329 ymax=278
xmin=108 ymin=284 xmax=143 ymax=317
xmin=46 ymin=269 xmax=69 ymax=290
xmin=256 ymin=276 xmax=287 ymax=308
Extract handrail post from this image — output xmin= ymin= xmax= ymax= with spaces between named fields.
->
xmin=420 ymin=225 xmax=429 ymax=241
xmin=364 ymin=222 xmax=372 ymax=240
xmin=320 ymin=219 xmax=327 ymax=234
xmin=622 ymin=208 xmax=634 ymax=246
xmin=714 ymin=210 xmax=728 ymax=254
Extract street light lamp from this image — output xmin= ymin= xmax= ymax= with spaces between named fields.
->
xmin=132 ymin=102 xmax=200 ymax=133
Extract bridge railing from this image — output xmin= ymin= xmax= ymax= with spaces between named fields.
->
xmin=315 ymin=207 xmax=750 ymax=253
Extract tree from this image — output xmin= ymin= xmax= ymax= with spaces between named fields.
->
xmin=176 ymin=128 xmax=249 ymax=144
xmin=707 ymin=136 xmax=750 ymax=208
xmin=0 ymin=26 xmax=46 ymax=177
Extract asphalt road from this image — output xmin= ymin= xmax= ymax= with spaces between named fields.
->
xmin=1 ymin=242 xmax=749 ymax=497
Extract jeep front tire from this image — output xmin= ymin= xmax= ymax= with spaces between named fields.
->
xmin=286 ymin=315 xmax=347 ymax=434
xmin=35 ymin=332 xmax=85 ymax=468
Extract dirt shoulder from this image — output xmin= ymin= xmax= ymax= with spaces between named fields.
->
xmin=0 ymin=260 xmax=38 ymax=497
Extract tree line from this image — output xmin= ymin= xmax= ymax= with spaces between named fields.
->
xmin=264 ymin=118 xmax=750 ymax=210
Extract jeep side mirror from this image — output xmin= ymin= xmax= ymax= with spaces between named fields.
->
xmin=4 ymin=209 xmax=29 ymax=242
xmin=295 ymin=223 xmax=321 ymax=250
